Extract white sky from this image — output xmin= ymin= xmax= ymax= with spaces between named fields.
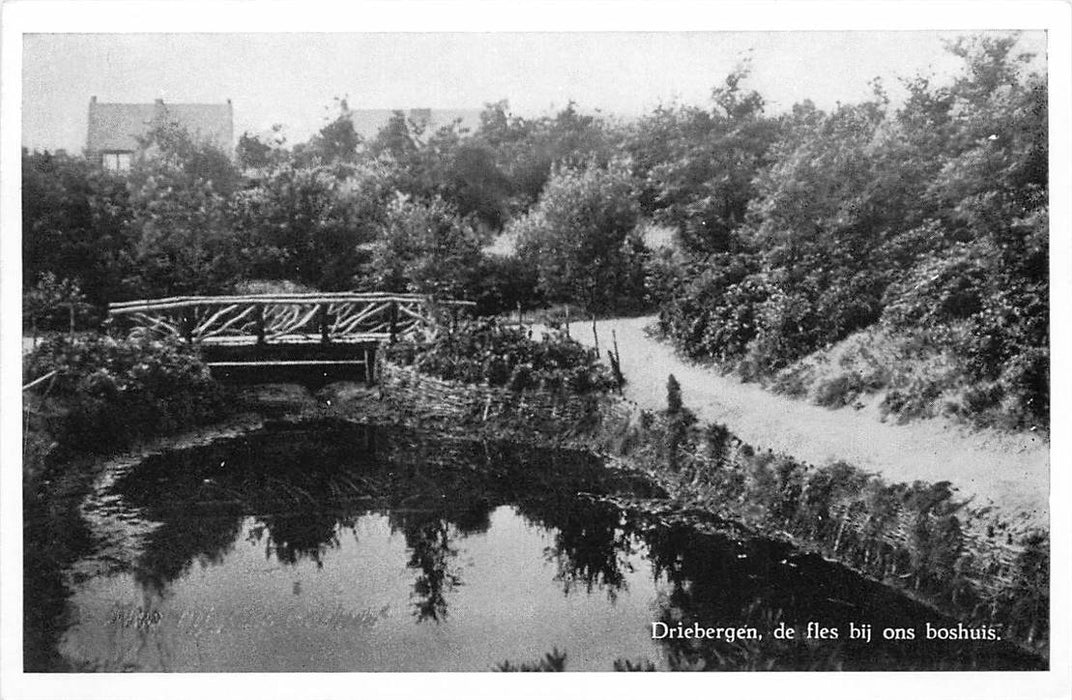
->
xmin=22 ymin=30 xmax=1047 ymax=153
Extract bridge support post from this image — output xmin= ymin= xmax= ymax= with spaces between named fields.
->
xmin=254 ymin=305 xmax=266 ymax=346
xmin=364 ymin=346 xmax=374 ymax=387
xmin=389 ymin=301 xmax=399 ymax=344
xmin=318 ymin=303 xmax=330 ymax=346
xmin=181 ymin=308 xmax=194 ymax=344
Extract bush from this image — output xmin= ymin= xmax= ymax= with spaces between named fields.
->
xmin=386 ymin=318 xmax=615 ymax=394
xmin=813 ymin=373 xmax=866 ymax=408
xmin=23 ymin=273 xmax=95 ymax=334
xmin=470 ymin=254 xmax=541 ymax=316
xmin=23 ymin=334 xmax=226 ymax=455
xmin=366 ymin=194 xmax=489 ymax=298
xmin=512 ymin=161 xmax=648 ymax=314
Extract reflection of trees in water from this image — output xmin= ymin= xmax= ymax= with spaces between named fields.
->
xmin=640 ymin=521 xmax=854 ymax=670
xmin=638 ymin=521 xmax=1046 ymax=671
xmin=517 ymin=499 xmax=635 ymax=600
xmin=246 ymin=514 xmax=359 ymax=569
xmin=103 ymin=423 xmax=642 ymax=625
xmin=132 ymin=516 xmax=245 ymax=597
xmin=390 ymin=511 xmax=463 ymax=623
xmin=24 ymin=486 xmax=97 ymax=671
xmin=387 ymin=496 xmax=495 ymax=623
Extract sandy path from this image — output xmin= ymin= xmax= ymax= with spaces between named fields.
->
xmin=567 ymin=316 xmax=1049 ymax=525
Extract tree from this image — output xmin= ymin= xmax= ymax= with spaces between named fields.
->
xmin=230 ymin=159 xmax=397 ymax=290
xmin=651 ymin=32 xmax=1049 ymax=426
xmin=236 ymin=126 xmax=288 ymax=170
xmin=512 ymin=162 xmax=646 ymax=313
xmin=367 ymin=110 xmax=421 ymax=162
xmin=125 ymin=123 xmax=241 ymax=296
xmin=22 ymin=149 xmax=136 ymax=309
xmin=367 ymin=194 xmax=489 ymax=298
xmin=23 ymin=272 xmax=92 ymax=336
xmin=626 ymin=66 xmax=781 ymax=255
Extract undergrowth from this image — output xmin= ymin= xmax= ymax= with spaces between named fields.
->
xmin=386 ymin=317 xmax=616 ymax=394
xmin=23 ymin=333 xmax=227 ymax=481
xmin=768 ymin=326 xmax=1047 ymax=434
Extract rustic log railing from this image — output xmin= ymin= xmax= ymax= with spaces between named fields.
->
xmin=107 ymin=293 xmax=475 ymax=346
xmin=106 ymin=293 xmax=475 ymax=384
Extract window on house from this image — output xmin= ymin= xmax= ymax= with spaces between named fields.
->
xmin=102 ymin=152 xmax=132 ymax=172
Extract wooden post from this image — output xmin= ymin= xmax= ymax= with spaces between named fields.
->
xmin=364 ymin=346 xmax=374 ymax=387
xmin=591 ymin=314 xmax=600 ymax=358
xmin=516 ymin=302 xmax=523 ymax=329
xmin=564 ymin=306 xmax=570 ymax=339
xmin=389 ymin=301 xmax=399 ymax=344
xmin=318 ymin=303 xmax=330 ymax=346
xmin=181 ymin=308 xmax=194 ymax=344
xmin=254 ymin=304 xmax=266 ymax=346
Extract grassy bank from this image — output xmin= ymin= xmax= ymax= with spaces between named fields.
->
xmin=770 ymin=326 xmax=1049 ymax=435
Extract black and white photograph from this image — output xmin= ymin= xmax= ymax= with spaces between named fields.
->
xmin=2 ymin=1 xmax=1069 ymax=698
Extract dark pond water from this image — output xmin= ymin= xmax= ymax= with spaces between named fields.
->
xmin=27 ymin=421 xmax=1044 ymax=672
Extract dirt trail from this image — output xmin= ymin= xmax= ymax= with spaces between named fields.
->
xmin=568 ymin=316 xmax=1049 ymax=526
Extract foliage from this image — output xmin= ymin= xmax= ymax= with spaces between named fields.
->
xmin=618 ymin=389 xmax=1048 ymax=651
xmin=495 ymin=648 xmax=567 ymax=672
xmin=366 ymin=194 xmax=490 ymax=297
xmin=20 ymin=34 xmax=1047 ymax=429
xmin=235 ymin=125 xmax=289 ymax=170
xmin=23 ymin=273 xmax=94 ymax=333
xmin=387 ymin=318 xmax=615 ymax=394
xmin=626 ymin=65 xmax=780 ymax=255
xmin=477 ymin=100 xmax=621 ymax=213
xmin=469 ymin=253 xmax=541 ymax=316
xmin=124 ymin=123 xmax=242 ymax=297
xmin=231 ymin=160 xmax=392 ymax=289
xmin=23 ymin=334 xmax=225 ymax=455
xmin=653 ymin=34 xmax=1048 ymax=427
xmin=663 ymin=374 xmax=697 ymax=471
xmin=22 ymin=149 xmax=136 ymax=310
xmin=291 ymin=98 xmax=363 ymax=166
xmin=512 ymin=161 xmax=648 ymax=313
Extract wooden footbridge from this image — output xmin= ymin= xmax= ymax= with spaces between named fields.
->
xmin=107 ymin=293 xmax=475 ymax=384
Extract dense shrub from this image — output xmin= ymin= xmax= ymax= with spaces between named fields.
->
xmin=230 ymin=161 xmax=390 ymax=290
xmin=23 ymin=273 xmax=95 ymax=334
xmin=470 ymin=254 xmax=541 ymax=316
xmin=813 ymin=373 xmax=867 ymax=409
xmin=366 ymin=194 xmax=489 ymax=298
xmin=23 ymin=334 xmax=226 ymax=455
xmin=124 ymin=124 xmax=242 ymax=298
xmin=386 ymin=319 xmax=615 ymax=394
xmin=512 ymin=161 xmax=649 ymax=314
xmin=22 ymin=149 xmax=137 ymax=310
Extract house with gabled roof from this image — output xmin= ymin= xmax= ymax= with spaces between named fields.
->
xmin=86 ymin=96 xmax=234 ymax=171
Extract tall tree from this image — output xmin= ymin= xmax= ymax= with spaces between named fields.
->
xmin=512 ymin=161 xmax=645 ymax=312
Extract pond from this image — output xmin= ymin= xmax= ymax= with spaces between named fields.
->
xmin=27 ymin=421 xmax=1044 ymax=672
